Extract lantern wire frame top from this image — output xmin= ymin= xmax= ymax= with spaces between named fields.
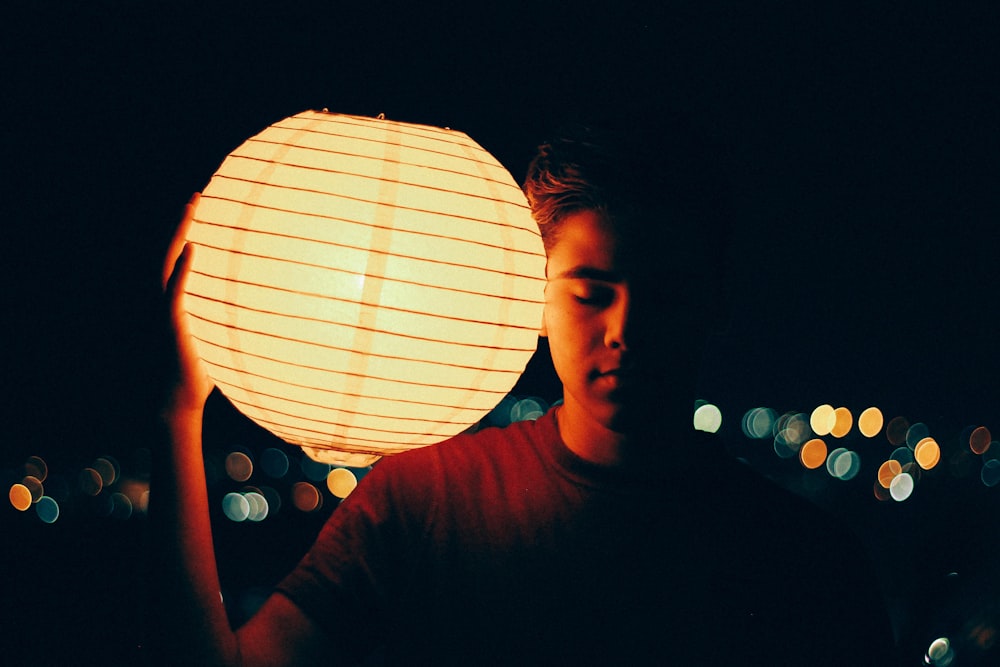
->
xmin=184 ymin=110 xmax=547 ymax=466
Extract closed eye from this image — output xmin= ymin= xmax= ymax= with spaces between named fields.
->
xmin=572 ymin=282 xmax=616 ymax=307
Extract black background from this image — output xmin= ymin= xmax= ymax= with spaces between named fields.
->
xmin=3 ymin=1 xmax=999 ymax=664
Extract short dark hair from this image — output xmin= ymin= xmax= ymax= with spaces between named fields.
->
xmin=522 ymin=117 xmax=733 ymax=258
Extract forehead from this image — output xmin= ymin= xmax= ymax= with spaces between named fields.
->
xmin=545 ymin=210 xmax=622 ymax=277
xmin=545 ymin=209 xmax=710 ymax=281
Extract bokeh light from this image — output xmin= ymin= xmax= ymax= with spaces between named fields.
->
xmin=260 ymin=486 xmax=282 ymax=515
xmin=970 ymin=426 xmax=992 ymax=455
xmin=774 ymin=412 xmax=811 ymax=459
xmin=742 ymin=407 xmax=777 ymax=439
xmin=21 ymin=476 xmax=43 ymax=502
xmin=79 ymin=468 xmax=103 ymax=496
xmin=693 ymin=402 xmax=723 ymax=433
xmin=486 ymin=395 xmax=519 ymax=428
xmin=327 ymin=468 xmax=359 ymax=499
xmin=982 ymin=459 xmax=1000 ymax=488
xmin=259 ymin=448 xmax=290 ymax=479
xmin=35 ymin=496 xmax=60 ymax=523
xmin=222 ymin=492 xmax=251 ymax=522
xmin=877 ymin=460 xmax=903 ymax=489
xmin=857 ymin=407 xmax=883 ymax=438
xmin=905 ymin=422 xmax=930 ymax=449
xmin=243 ymin=490 xmax=269 ymax=522
xmin=92 ymin=456 xmax=119 ymax=486
xmin=225 ymin=452 xmax=254 ymax=483
xmin=110 ymin=493 xmax=133 ymax=520
xmin=292 ymin=482 xmax=323 ymax=512
xmin=828 ymin=449 xmax=860 ymax=480
xmin=889 ymin=473 xmax=914 ymax=502
xmin=9 ymin=483 xmax=32 ymax=511
xmin=799 ymin=438 xmax=828 ymax=469
xmin=890 ymin=447 xmax=915 ymax=467
xmin=914 ymin=437 xmax=941 ymax=470
xmin=810 ymin=404 xmax=836 ymax=437
xmin=511 ymin=397 xmax=547 ymax=422
xmin=886 ymin=416 xmax=910 ymax=446
xmin=925 ymin=637 xmax=954 ymax=666
xmin=24 ymin=455 xmax=48 ymax=482
xmin=830 ymin=407 xmax=853 ymax=438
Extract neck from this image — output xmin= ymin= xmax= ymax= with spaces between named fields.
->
xmin=554 ymin=400 xmax=691 ymax=469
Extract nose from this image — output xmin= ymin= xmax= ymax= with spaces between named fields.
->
xmin=604 ymin=288 xmax=631 ymax=350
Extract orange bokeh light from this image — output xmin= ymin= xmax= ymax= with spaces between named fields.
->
xmin=858 ymin=407 xmax=883 ymax=438
xmin=800 ymin=438 xmax=828 ymax=470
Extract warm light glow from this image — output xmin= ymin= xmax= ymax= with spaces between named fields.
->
xmin=809 ymin=404 xmax=835 ymax=436
xmin=9 ymin=483 xmax=32 ymax=511
xmin=877 ymin=460 xmax=902 ymax=489
xmin=830 ymin=407 xmax=853 ymax=438
xmin=184 ymin=110 xmax=547 ymax=463
xmin=857 ymin=407 xmax=883 ymax=438
xmin=914 ymin=437 xmax=941 ymax=470
xmin=799 ymin=438 xmax=827 ymax=469
xmin=326 ymin=467 xmax=359 ymax=498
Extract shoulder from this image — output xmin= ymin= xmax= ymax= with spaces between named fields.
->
xmin=348 ymin=411 xmax=559 ymax=507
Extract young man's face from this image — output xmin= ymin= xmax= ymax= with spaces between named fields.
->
xmin=542 ymin=209 xmax=709 ymax=436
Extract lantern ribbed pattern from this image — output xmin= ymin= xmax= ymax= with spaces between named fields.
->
xmin=185 ymin=110 xmax=546 ymax=466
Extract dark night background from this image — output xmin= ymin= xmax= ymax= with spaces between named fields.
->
xmin=2 ymin=1 xmax=998 ymax=664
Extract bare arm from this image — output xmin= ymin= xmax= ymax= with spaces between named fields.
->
xmin=149 ymin=195 xmax=334 ymax=666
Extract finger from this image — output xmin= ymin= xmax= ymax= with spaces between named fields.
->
xmin=162 ymin=192 xmax=201 ymax=289
xmin=164 ymin=242 xmax=194 ymax=303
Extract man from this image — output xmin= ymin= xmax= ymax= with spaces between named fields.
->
xmin=153 ymin=121 xmax=896 ymax=665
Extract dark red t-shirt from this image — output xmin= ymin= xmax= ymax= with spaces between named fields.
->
xmin=278 ymin=409 xmax=894 ymax=665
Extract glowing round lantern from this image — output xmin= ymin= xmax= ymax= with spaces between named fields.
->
xmin=184 ymin=110 xmax=546 ymax=466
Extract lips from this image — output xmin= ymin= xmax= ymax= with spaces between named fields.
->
xmin=592 ymin=366 xmax=635 ymax=392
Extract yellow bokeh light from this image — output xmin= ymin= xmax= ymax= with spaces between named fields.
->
xmin=327 ymin=468 xmax=359 ymax=499
xmin=858 ymin=407 xmax=883 ymax=438
xmin=830 ymin=407 xmax=853 ymax=438
xmin=800 ymin=438 xmax=828 ymax=470
xmin=809 ymin=405 xmax=836 ymax=437
xmin=9 ymin=483 xmax=32 ymax=511
xmin=914 ymin=437 xmax=941 ymax=470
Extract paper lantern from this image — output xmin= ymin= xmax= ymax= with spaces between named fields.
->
xmin=185 ymin=110 xmax=546 ymax=466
